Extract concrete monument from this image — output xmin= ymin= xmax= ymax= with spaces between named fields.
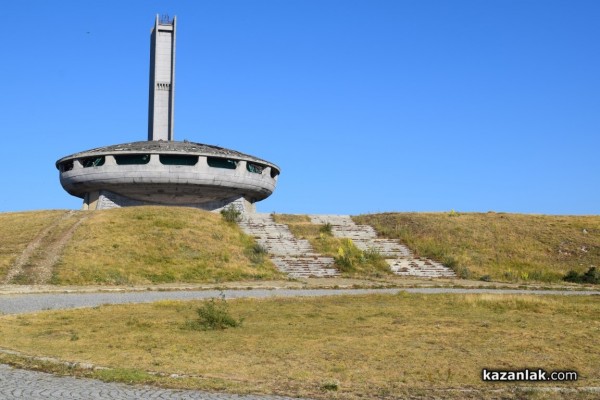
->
xmin=56 ymin=15 xmax=279 ymax=213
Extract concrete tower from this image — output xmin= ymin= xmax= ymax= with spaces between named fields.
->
xmin=148 ymin=15 xmax=176 ymax=141
xmin=57 ymin=15 xmax=279 ymax=213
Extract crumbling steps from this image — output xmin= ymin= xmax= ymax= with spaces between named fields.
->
xmin=238 ymin=214 xmax=338 ymax=278
xmin=352 ymin=239 xmax=412 ymax=258
xmin=272 ymin=256 xmax=338 ymax=278
xmin=387 ymin=259 xmax=457 ymax=278
xmin=309 ymin=214 xmax=456 ymax=279
xmin=309 ymin=215 xmax=409 ymax=256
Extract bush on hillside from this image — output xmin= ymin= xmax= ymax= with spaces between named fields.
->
xmin=220 ymin=205 xmax=242 ymax=223
xmin=319 ymin=222 xmax=333 ymax=235
xmin=246 ymin=243 xmax=268 ymax=265
xmin=563 ymin=267 xmax=599 ymax=284
xmin=333 ymin=238 xmax=388 ymax=274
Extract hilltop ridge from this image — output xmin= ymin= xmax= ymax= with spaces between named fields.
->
xmin=1 ymin=207 xmax=282 ymax=285
xmin=1 ymin=207 xmax=598 ymax=286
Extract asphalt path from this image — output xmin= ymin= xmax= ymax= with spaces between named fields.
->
xmin=1 ymin=287 xmax=598 ymax=315
xmin=0 ymin=287 xmax=598 ymax=399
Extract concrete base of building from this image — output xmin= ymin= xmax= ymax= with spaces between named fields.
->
xmin=82 ymin=190 xmax=256 ymax=215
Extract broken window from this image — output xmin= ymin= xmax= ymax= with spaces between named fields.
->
xmin=114 ymin=154 xmax=151 ymax=165
xmin=207 ymin=157 xmax=238 ymax=170
xmin=80 ymin=156 xmax=105 ymax=168
xmin=59 ymin=160 xmax=74 ymax=172
xmin=159 ymin=154 xmax=198 ymax=166
xmin=246 ymin=162 xmax=265 ymax=174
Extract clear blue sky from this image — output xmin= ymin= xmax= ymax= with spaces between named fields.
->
xmin=1 ymin=0 xmax=598 ymax=215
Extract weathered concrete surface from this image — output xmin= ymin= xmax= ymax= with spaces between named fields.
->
xmin=239 ymin=214 xmax=339 ymax=278
xmin=309 ymin=215 xmax=456 ymax=278
xmin=0 ymin=364 xmax=305 ymax=400
xmin=94 ymin=190 xmax=256 ymax=214
xmin=148 ymin=15 xmax=176 ymax=141
xmin=58 ymin=148 xmax=278 ymax=209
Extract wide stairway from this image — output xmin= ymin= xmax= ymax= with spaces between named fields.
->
xmin=309 ymin=215 xmax=456 ymax=278
xmin=238 ymin=213 xmax=339 ymax=278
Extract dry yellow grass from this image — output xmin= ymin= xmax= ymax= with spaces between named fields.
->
xmin=0 ymin=293 xmax=597 ymax=399
xmin=354 ymin=212 xmax=600 ymax=283
xmin=53 ymin=206 xmax=284 ymax=284
xmin=0 ymin=210 xmax=67 ymax=280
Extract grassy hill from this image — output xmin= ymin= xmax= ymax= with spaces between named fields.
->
xmin=0 ymin=207 xmax=283 ymax=285
xmin=354 ymin=212 xmax=600 ymax=283
xmin=0 ymin=210 xmax=67 ymax=280
xmin=2 ymin=208 xmax=599 ymax=285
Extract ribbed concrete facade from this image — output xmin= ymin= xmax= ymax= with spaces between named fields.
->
xmin=148 ymin=15 xmax=176 ymax=141
xmin=57 ymin=141 xmax=279 ymax=210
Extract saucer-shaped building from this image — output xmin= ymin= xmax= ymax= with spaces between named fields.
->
xmin=56 ymin=16 xmax=279 ymax=212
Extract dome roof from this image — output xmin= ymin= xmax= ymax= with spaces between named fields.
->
xmin=56 ymin=140 xmax=279 ymax=172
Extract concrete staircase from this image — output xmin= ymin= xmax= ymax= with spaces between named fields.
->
xmin=238 ymin=213 xmax=338 ymax=278
xmin=309 ymin=215 xmax=456 ymax=278
xmin=239 ymin=213 xmax=456 ymax=279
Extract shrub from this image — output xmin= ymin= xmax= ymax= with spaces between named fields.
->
xmin=319 ymin=222 xmax=333 ymax=235
xmin=563 ymin=267 xmax=600 ymax=284
xmin=456 ymin=266 xmax=472 ymax=279
xmin=334 ymin=239 xmax=363 ymax=272
xmin=363 ymin=246 xmax=382 ymax=261
xmin=320 ymin=380 xmax=339 ymax=391
xmin=187 ymin=294 xmax=243 ymax=330
xmin=582 ymin=267 xmax=600 ymax=284
xmin=220 ymin=205 xmax=241 ymax=223
xmin=448 ymin=209 xmax=460 ymax=217
xmin=563 ymin=270 xmax=580 ymax=283
xmin=442 ymin=256 xmax=458 ymax=270
xmin=333 ymin=239 xmax=389 ymax=275
xmin=246 ymin=243 xmax=268 ymax=264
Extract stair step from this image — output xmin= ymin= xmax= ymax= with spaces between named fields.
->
xmin=239 ymin=214 xmax=340 ymax=277
xmin=309 ymin=214 xmax=456 ymax=279
xmin=386 ymin=259 xmax=457 ymax=278
xmin=240 ymin=213 xmax=456 ymax=279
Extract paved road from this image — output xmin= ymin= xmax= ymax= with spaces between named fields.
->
xmin=1 ymin=287 xmax=598 ymax=315
xmin=0 ymin=287 xmax=598 ymax=399
xmin=0 ymin=365 xmax=303 ymax=400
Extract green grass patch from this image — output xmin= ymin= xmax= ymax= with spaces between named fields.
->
xmin=354 ymin=212 xmax=600 ymax=283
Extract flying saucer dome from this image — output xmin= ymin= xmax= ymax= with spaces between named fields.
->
xmin=56 ymin=16 xmax=279 ymax=212
xmin=56 ymin=140 xmax=280 ymax=206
